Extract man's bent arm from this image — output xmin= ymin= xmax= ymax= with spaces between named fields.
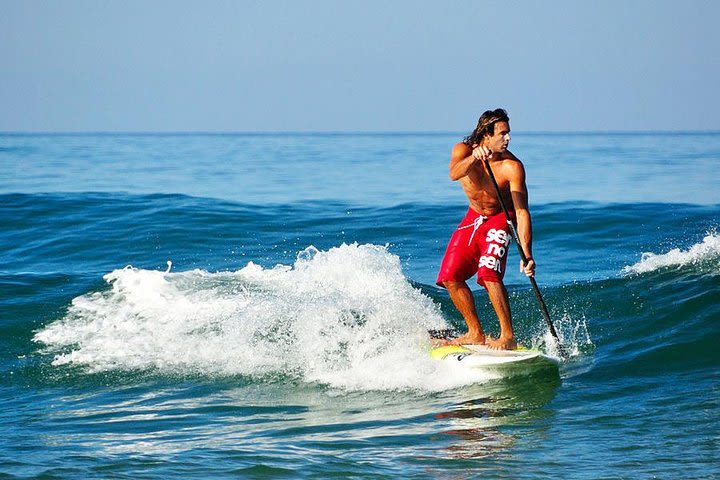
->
xmin=448 ymin=143 xmax=477 ymax=181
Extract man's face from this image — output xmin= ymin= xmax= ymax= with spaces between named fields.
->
xmin=485 ymin=121 xmax=511 ymax=152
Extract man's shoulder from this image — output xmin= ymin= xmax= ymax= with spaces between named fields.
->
xmin=451 ymin=142 xmax=472 ymax=160
xmin=502 ymin=151 xmax=524 ymax=167
xmin=501 ymin=151 xmax=526 ymax=177
xmin=503 ymin=150 xmax=522 ymax=162
xmin=452 ymin=142 xmax=472 ymax=153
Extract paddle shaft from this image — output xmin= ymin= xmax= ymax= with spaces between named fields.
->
xmin=481 ymin=157 xmax=564 ymax=350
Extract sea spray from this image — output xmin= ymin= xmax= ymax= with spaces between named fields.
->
xmin=35 ymin=243 xmax=498 ymax=391
xmin=622 ymin=231 xmax=720 ymax=275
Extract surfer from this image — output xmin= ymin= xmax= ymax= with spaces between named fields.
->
xmin=436 ymin=108 xmax=535 ymax=350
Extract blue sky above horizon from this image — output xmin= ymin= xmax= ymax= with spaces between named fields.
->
xmin=2 ymin=0 xmax=719 ymax=133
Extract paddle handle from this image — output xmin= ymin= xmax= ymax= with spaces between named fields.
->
xmin=482 ymin=157 xmax=565 ymax=355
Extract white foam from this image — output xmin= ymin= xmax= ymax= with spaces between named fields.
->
xmin=622 ymin=232 xmax=720 ymax=274
xmin=539 ymin=312 xmax=593 ymax=361
xmin=34 ymin=243 xmax=496 ymax=392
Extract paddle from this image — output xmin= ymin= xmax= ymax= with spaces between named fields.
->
xmin=481 ymin=155 xmax=567 ymax=358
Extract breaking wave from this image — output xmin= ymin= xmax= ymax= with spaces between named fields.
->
xmin=35 ymin=243 xmax=509 ymax=392
xmin=622 ymin=232 xmax=720 ymax=275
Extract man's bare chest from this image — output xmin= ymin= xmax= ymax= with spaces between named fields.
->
xmin=462 ymin=165 xmax=511 ymax=195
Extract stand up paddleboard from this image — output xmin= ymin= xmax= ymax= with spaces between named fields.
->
xmin=430 ymin=344 xmax=558 ymax=369
xmin=427 ymin=330 xmax=559 ymax=371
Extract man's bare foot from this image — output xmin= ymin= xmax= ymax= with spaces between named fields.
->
xmin=485 ymin=336 xmax=517 ymax=350
xmin=436 ymin=332 xmax=486 ymax=346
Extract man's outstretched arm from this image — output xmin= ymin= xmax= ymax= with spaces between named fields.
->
xmin=509 ymin=161 xmax=534 ymax=276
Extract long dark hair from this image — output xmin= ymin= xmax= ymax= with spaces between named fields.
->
xmin=463 ymin=108 xmax=509 ymax=146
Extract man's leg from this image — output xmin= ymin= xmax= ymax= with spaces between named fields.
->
xmin=484 ymin=280 xmax=517 ymax=350
xmin=443 ymin=280 xmax=486 ymax=345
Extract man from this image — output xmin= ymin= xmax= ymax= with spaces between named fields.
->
xmin=436 ymin=108 xmax=535 ymax=350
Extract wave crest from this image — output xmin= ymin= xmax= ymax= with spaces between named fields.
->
xmin=622 ymin=232 xmax=720 ymax=275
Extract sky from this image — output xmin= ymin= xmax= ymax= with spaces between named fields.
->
xmin=1 ymin=0 xmax=719 ymax=133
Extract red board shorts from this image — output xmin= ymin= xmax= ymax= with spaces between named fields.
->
xmin=436 ymin=208 xmax=515 ymax=288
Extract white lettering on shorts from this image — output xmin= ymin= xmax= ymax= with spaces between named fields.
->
xmin=486 ymin=228 xmax=511 ymax=246
xmin=486 ymin=243 xmax=507 ymax=258
xmin=480 ymin=228 xmax=510 ymax=274
xmin=479 ymin=255 xmax=502 ymax=272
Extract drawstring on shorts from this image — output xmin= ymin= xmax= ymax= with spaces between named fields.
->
xmin=457 ymin=215 xmax=488 ymax=246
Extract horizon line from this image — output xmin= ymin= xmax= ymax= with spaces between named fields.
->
xmin=1 ymin=129 xmax=719 ymax=136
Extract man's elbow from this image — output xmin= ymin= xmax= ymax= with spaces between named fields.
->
xmin=448 ymin=169 xmax=463 ymax=181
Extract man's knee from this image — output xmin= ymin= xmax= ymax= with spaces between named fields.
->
xmin=443 ymin=280 xmax=467 ymax=291
xmin=481 ymin=278 xmax=505 ymax=290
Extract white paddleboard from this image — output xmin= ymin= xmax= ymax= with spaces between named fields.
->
xmin=430 ymin=344 xmax=558 ymax=369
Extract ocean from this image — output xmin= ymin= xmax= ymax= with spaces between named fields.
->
xmin=1 ymin=132 xmax=718 ymax=478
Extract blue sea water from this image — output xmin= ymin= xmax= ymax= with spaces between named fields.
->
xmin=1 ymin=132 xmax=719 ymax=478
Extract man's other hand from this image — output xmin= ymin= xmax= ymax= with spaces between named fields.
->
xmin=520 ymin=258 xmax=536 ymax=277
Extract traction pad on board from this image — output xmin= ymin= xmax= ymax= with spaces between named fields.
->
xmin=427 ymin=329 xmax=460 ymax=340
